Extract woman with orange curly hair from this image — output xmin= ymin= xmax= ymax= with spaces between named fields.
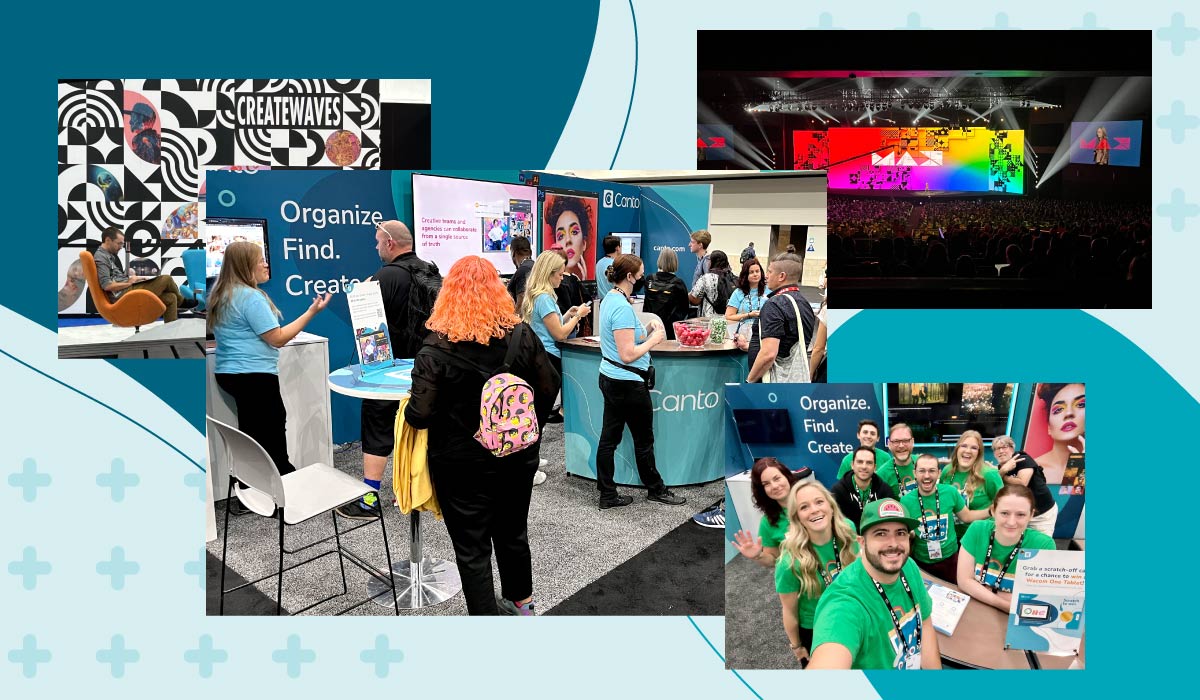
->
xmin=403 ymin=256 xmax=560 ymax=616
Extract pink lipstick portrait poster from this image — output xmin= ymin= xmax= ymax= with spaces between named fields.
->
xmin=542 ymin=191 xmax=598 ymax=281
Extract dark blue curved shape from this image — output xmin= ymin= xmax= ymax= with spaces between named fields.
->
xmin=611 ymin=0 xmax=640 ymax=168
xmin=0 ymin=346 xmax=204 ymax=473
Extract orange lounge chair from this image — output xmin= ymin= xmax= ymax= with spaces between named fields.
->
xmin=79 ymin=250 xmax=165 ymax=332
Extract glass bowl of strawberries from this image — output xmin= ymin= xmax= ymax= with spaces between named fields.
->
xmin=673 ymin=319 xmax=712 ymax=348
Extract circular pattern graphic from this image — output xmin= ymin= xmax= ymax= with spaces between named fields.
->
xmin=325 ymin=130 xmax=362 ymax=166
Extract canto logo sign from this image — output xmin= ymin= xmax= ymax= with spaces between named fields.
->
xmin=650 ymin=389 xmax=720 ymax=413
xmin=602 ymin=189 xmax=640 ymax=209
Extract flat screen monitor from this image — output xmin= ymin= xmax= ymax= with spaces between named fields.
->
xmin=733 ymin=409 xmax=795 ymax=444
xmin=411 ymin=173 xmax=539 ymax=275
xmin=204 ymin=217 xmax=270 ymax=281
xmin=886 ymin=382 xmax=1016 ymax=445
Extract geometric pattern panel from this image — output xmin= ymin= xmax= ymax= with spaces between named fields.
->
xmin=57 ymin=79 xmax=381 ymax=316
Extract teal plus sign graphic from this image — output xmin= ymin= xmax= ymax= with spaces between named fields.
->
xmin=96 ymin=546 xmax=140 ymax=590
xmin=1072 ymin=12 xmax=1106 ymax=30
xmin=1159 ymin=12 xmax=1199 ymax=56
xmin=96 ymin=635 xmax=139 ymax=678
xmin=1158 ymin=189 xmax=1200 ymax=232
xmin=184 ymin=635 xmax=228 ymax=678
xmin=9 ymin=458 xmax=50 ymax=502
xmin=8 ymin=635 xmax=51 ymax=678
xmin=273 ymin=635 xmax=316 ymax=678
xmin=360 ymin=635 xmax=405 ymax=678
xmin=898 ymin=12 xmax=928 ymax=29
xmin=97 ymin=458 xmax=139 ymax=502
xmin=184 ymin=549 xmax=205 ymax=589
xmin=1159 ymin=101 xmax=1200 ymax=143
xmin=184 ymin=471 xmax=207 ymax=501
xmin=987 ymin=12 xmax=1019 ymax=29
xmin=809 ymin=12 xmax=843 ymax=30
xmin=8 ymin=546 xmax=51 ymax=590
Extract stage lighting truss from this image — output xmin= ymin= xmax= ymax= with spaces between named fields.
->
xmin=745 ymin=87 xmax=1059 ymax=114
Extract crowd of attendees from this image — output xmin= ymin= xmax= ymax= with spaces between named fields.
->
xmin=828 ymin=196 xmax=1151 ymax=305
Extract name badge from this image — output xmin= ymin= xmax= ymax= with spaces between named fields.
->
xmin=926 ymin=539 xmax=943 ymax=561
xmin=905 ymin=651 xmax=921 ymax=670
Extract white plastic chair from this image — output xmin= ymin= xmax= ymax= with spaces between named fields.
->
xmin=208 ymin=417 xmax=399 ymax=615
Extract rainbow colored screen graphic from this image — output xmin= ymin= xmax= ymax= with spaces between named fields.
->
xmin=821 ymin=127 xmax=1025 ymax=194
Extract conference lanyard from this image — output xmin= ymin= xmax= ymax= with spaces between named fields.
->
xmin=849 ymin=483 xmax=874 ymax=511
xmin=978 ymin=530 xmax=1025 ymax=592
xmin=916 ymin=489 xmax=943 ymax=541
xmin=818 ymin=537 xmax=843 ymax=586
xmin=872 ymin=572 xmax=922 ymax=661
xmin=771 ymin=285 xmax=801 ymax=298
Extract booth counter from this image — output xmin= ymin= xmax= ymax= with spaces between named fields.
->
xmin=559 ymin=337 xmax=747 ymax=487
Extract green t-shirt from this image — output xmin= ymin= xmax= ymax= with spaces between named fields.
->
xmin=837 ymin=447 xmax=894 ymax=480
xmin=941 ymin=465 xmax=1003 ymax=538
xmin=900 ymin=485 xmax=967 ymax=563
xmin=774 ymin=518 xmax=860 ymax=628
xmin=960 ymin=519 xmax=1057 ymax=592
xmin=758 ymin=510 xmax=790 ymax=549
xmin=879 ymin=457 xmax=918 ymax=497
xmin=812 ymin=556 xmax=933 ymax=670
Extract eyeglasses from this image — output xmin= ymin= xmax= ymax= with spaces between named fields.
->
xmin=890 ymin=438 xmax=913 ymax=444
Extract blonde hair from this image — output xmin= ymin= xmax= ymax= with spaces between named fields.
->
xmin=778 ymin=481 xmax=858 ymax=597
xmin=207 ymin=241 xmax=279 ymax=332
xmin=521 ymin=250 xmax=566 ymax=322
xmin=940 ymin=430 xmax=990 ymax=503
xmin=690 ymin=229 xmax=711 ymax=248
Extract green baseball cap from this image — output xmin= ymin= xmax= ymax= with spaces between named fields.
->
xmin=859 ymin=498 xmax=919 ymax=534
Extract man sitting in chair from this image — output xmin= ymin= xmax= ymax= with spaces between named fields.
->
xmin=94 ymin=226 xmax=193 ymax=323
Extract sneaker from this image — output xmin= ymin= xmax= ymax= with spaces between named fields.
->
xmin=497 ymin=596 xmax=536 ymax=616
xmin=539 ymin=458 xmax=549 ymax=468
xmin=532 ymin=470 xmax=548 ymax=486
xmin=647 ymin=489 xmax=687 ymax=506
xmin=335 ymin=493 xmax=381 ymax=520
xmin=598 ymin=494 xmax=634 ymax=510
xmin=691 ymin=501 xmax=726 ymax=529
xmin=228 ymin=499 xmax=251 ymax=516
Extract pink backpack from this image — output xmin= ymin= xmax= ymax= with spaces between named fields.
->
xmin=426 ymin=325 xmax=540 ymax=458
xmin=476 ymin=371 xmax=539 ymax=456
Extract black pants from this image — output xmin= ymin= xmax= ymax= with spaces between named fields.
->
xmin=596 ymin=374 xmax=666 ymax=498
xmin=429 ymin=455 xmax=537 ymax=615
xmin=214 ymin=373 xmax=296 ymax=475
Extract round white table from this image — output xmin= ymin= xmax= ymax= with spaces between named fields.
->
xmin=328 ymin=361 xmax=462 ymax=609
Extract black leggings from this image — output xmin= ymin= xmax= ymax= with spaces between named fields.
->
xmin=214 ymin=373 xmax=296 ymax=475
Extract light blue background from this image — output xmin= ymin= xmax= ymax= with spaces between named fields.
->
xmin=6 ymin=1 xmax=1200 ymax=698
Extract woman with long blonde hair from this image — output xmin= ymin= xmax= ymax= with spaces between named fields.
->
xmin=404 ymin=256 xmax=560 ymax=616
xmin=938 ymin=430 xmax=1004 ymax=538
xmin=521 ymin=250 xmax=591 ymax=377
xmin=775 ymin=481 xmax=859 ymax=668
xmin=209 ymin=241 xmax=329 ymax=483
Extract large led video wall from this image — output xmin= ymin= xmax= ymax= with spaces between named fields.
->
xmin=825 ymin=127 xmax=1024 ymax=194
xmin=792 ymin=130 xmax=830 ymax=170
xmin=1069 ymin=120 xmax=1143 ymax=167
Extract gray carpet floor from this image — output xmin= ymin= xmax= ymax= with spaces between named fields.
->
xmin=725 ymin=553 xmax=798 ymax=670
xmin=207 ymin=422 xmax=723 ymax=615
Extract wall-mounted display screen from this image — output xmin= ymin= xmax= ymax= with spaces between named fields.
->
xmin=886 ymin=382 xmax=1016 ymax=444
xmin=204 ymin=217 xmax=270 ymax=281
xmin=412 ymin=173 xmax=538 ymax=275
